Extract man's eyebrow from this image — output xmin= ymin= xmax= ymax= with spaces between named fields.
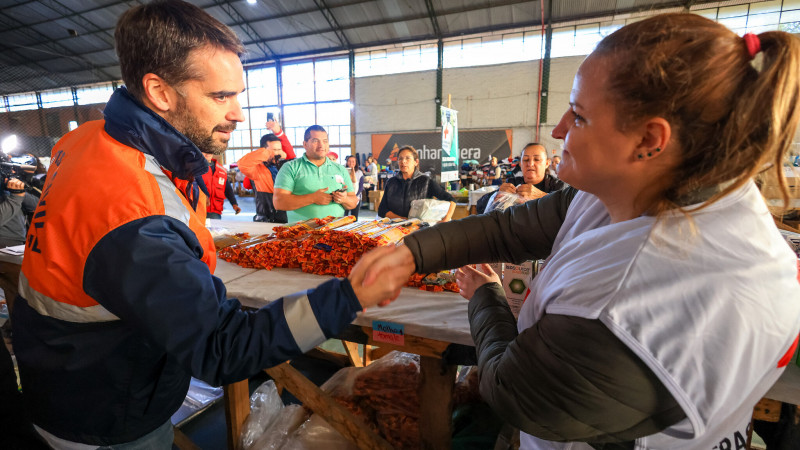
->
xmin=208 ymin=88 xmax=246 ymax=97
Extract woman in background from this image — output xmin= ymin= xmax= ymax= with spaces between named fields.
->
xmin=377 ymin=145 xmax=453 ymax=219
xmin=343 ymin=155 xmax=364 ymax=219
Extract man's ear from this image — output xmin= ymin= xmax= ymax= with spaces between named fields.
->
xmin=140 ymin=73 xmax=177 ymax=113
xmin=634 ymin=117 xmax=671 ymax=161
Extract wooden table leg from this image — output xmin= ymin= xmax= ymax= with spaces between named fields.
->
xmin=418 ymin=356 xmax=457 ymax=450
xmin=224 ymin=379 xmax=250 ymax=450
xmin=265 ymin=362 xmax=393 ymax=450
xmin=343 ymin=340 xmax=365 ymax=367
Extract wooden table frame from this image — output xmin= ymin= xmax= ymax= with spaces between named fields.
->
xmin=223 ymin=324 xmax=476 ymax=450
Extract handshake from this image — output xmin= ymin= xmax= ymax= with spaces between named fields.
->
xmin=346 ymin=244 xmax=416 ymax=309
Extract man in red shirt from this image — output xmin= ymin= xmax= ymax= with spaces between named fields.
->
xmin=237 ymin=118 xmax=294 ymax=222
xmin=201 ymin=152 xmax=240 ymax=219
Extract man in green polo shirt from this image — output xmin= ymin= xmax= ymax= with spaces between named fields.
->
xmin=274 ymin=125 xmax=358 ymax=223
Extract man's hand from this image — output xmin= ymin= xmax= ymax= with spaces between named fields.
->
xmin=6 ymin=178 xmax=25 ymax=197
xmin=516 ymin=184 xmax=546 ymax=201
xmin=332 ymin=190 xmax=347 ymax=205
xmin=362 ymin=243 xmax=415 ymax=287
xmin=497 ymin=182 xmax=517 ymax=194
xmin=310 ymin=188 xmax=333 ymax=205
xmin=266 ymin=119 xmax=281 ymax=135
xmin=455 ymin=264 xmax=500 ymax=300
xmin=233 ymin=204 xmax=241 ymax=214
xmin=348 ymin=245 xmax=413 ymax=308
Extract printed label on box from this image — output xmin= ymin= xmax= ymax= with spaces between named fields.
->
xmin=503 ymin=261 xmax=533 ymax=320
xmin=372 ymin=320 xmax=405 ymax=345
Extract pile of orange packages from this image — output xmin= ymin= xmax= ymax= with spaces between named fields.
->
xmin=216 ymin=216 xmax=459 ymax=293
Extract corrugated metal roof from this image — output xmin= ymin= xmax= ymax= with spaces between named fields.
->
xmin=0 ymin=0 xmax=753 ymax=95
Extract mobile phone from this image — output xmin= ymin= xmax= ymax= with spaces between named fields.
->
xmin=267 ymin=112 xmax=274 ymax=121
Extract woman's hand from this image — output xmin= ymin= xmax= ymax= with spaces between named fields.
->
xmin=497 ymin=182 xmax=517 ymax=194
xmin=349 ymin=245 xmax=414 ymax=308
xmin=456 ymin=264 xmax=500 ymax=300
xmin=516 ymin=184 xmax=546 ymax=201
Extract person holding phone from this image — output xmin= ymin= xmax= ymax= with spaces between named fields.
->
xmin=273 ymin=125 xmax=358 ymax=223
xmin=237 ymin=113 xmax=295 ymax=222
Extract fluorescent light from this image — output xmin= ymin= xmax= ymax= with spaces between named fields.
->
xmin=247 ymin=0 xmax=256 ymax=4
xmin=1 ymin=135 xmax=18 ymax=154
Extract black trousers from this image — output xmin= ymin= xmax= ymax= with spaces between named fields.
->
xmin=254 ymin=191 xmax=287 ymax=223
xmin=0 ymin=340 xmax=48 ymax=449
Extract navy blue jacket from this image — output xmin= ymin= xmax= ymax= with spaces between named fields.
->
xmin=12 ymin=88 xmax=363 ymax=446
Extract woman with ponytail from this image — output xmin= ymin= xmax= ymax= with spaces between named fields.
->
xmin=361 ymin=13 xmax=800 ymax=449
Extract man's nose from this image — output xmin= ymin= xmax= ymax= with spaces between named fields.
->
xmin=228 ymin=97 xmax=245 ymax=123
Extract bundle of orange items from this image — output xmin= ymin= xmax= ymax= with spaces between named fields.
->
xmin=217 ymin=218 xmax=463 ymax=292
xmin=407 ymin=272 xmax=459 ymax=293
xmin=218 ymin=217 xmax=422 ymax=277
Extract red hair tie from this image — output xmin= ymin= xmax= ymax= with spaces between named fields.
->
xmin=743 ymin=33 xmax=761 ymax=59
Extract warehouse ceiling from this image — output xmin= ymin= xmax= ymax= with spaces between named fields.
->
xmin=0 ymin=0 xmax=726 ymax=95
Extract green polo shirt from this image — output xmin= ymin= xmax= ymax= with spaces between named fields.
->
xmin=275 ymin=154 xmax=355 ymax=223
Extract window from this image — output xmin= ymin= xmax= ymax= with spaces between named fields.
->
xmin=444 ymin=31 xmax=545 ymax=68
xmin=282 ymin=62 xmax=315 ymax=104
xmin=40 ymin=88 xmax=74 ymax=108
xmin=355 ymin=43 xmax=438 ymax=77
xmin=279 ymin=57 xmax=351 ymax=158
xmin=245 ymin=66 xmax=277 ymax=107
xmin=315 ymin=58 xmax=349 ymax=101
xmin=6 ymin=92 xmax=37 ymax=111
xmin=76 ymin=83 xmax=114 ymax=105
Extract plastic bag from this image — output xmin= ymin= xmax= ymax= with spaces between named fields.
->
xmin=453 ymin=365 xmax=482 ymax=406
xmin=322 ymin=352 xmax=422 ymax=448
xmin=408 ymin=198 xmax=452 ymax=223
xmin=249 ymin=404 xmax=308 ymax=450
xmin=240 ymin=380 xmax=285 ymax=450
xmin=485 ymin=191 xmax=522 ymax=213
xmin=283 ymin=414 xmax=359 ymax=450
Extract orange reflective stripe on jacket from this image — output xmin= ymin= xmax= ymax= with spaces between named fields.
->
xmin=21 ymin=120 xmax=215 ymax=318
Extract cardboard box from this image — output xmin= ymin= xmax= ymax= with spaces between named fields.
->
xmin=502 ymin=261 xmax=533 ymax=319
xmin=451 ymin=204 xmax=469 ymax=220
xmin=368 ymin=190 xmax=384 ymax=211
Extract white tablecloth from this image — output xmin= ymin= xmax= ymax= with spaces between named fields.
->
xmin=468 ymin=186 xmax=498 ymax=207
xmin=210 ymin=220 xmax=800 ymax=404
xmin=211 ymin=220 xmax=473 ymax=347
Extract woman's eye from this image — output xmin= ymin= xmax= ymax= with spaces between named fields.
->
xmin=571 ymin=110 xmax=583 ymax=124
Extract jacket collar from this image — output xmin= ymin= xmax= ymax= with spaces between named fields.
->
xmin=396 ymin=169 xmax=423 ymax=181
xmin=102 ymin=87 xmax=209 ymax=183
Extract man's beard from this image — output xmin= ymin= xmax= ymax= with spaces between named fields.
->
xmin=168 ymin=98 xmax=236 ymax=156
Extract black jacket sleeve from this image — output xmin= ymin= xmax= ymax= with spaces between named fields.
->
xmin=427 ymin=178 xmax=454 ymax=202
xmin=468 ymin=283 xmax=685 ymax=443
xmin=404 ymin=187 xmax=577 ymax=273
xmin=224 ymin=180 xmax=237 ymax=206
